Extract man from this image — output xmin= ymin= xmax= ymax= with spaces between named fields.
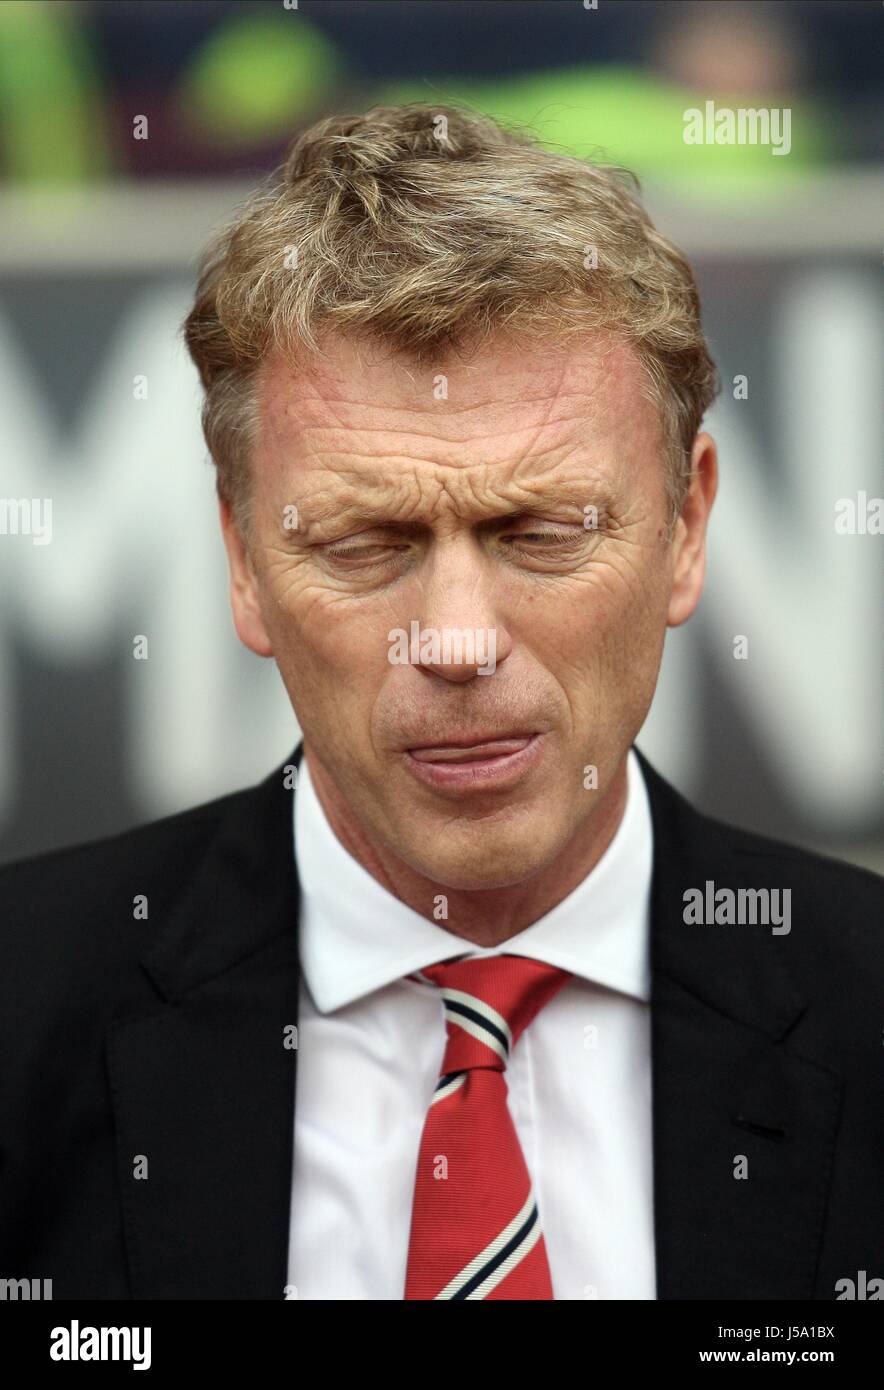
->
xmin=0 ymin=104 xmax=881 ymax=1301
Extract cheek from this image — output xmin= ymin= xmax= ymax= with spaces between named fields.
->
xmin=517 ymin=555 xmax=668 ymax=696
xmin=264 ymin=578 xmax=396 ymax=716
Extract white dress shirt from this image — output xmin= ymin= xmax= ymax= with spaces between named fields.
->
xmin=286 ymin=748 xmax=656 ymax=1300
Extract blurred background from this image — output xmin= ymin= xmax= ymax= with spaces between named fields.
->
xmin=0 ymin=0 xmax=881 ymax=871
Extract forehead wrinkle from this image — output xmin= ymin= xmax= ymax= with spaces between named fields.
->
xmin=270 ymin=395 xmax=622 ymax=491
xmin=294 ymin=454 xmax=617 ymax=535
xmin=267 ymin=400 xmax=613 ymax=475
xmin=294 ymin=475 xmax=434 ymax=534
xmin=261 ymin=344 xmax=632 ymax=448
xmin=262 ymin=326 xmax=635 ymax=415
xmin=257 ymin=345 xmax=648 ymax=494
xmin=257 ymin=335 xmax=658 ymax=521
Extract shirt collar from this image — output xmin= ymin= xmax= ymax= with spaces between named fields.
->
xmin=294 ymin=747 xmax=653 ymax=1013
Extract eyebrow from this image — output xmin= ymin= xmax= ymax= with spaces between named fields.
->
xmin=294 ymin=480 xmax=613 ymax=534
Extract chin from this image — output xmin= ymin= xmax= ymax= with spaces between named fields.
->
xmin=403 ymin=828 xmax=557 ymax=892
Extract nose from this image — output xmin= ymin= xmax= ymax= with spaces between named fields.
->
xmin=411 ymin=537 xmax=511 ymax=683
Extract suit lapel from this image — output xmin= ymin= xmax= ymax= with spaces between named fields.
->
xmin=107 ymin=743 xmax=305 ymax=1299
xmin=637 ymin=750 xmax=842 ymax=1299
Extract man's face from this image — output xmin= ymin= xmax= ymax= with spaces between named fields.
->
xmin=221 ymin=330 xmax=715 ymax=890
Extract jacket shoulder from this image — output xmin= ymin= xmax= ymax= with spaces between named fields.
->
xmin=638 ymin=750 xmax=884 ymax=987
xmin=0 ymin=780 xmax=264 ymax=997
xmin=0 ymin=782 xmax=251 ymax=892
xmin=639 ymin=748 xmax=883 ymax=889
xmin=703 ymin=808 xmax=883 ymax=895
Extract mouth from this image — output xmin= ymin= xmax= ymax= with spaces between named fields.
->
xmin=403 ymin=732 xmax=545 ymax=792
xmin=407 ymin=734 xmax=536 ymax=763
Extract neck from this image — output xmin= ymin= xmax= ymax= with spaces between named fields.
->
xmin=302 ymin=746 xmax=630 ymax=948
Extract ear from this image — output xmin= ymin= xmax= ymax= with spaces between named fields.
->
xmin=667 ymin=432 xmax=718 ymax=628
xmin=218 ymin=494 xmax=274 ymax=657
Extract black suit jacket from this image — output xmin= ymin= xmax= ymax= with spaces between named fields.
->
xmin=0 ymin=742 xmax=881 ymax=1300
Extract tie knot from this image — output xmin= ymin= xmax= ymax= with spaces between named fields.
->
xmin=411 ymin=954 xmax=573 ymax=1074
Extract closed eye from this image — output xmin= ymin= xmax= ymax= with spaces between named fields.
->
xmin=502 ymin=528 xmax=584 ymax=545
xmin=324 ymin=543 xmax=406 ymax=563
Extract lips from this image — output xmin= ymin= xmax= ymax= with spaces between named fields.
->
xmin=403 ymin=732 xmax=545 ymax=792
xmin=407 ymin=735 xmax=535 ymax=763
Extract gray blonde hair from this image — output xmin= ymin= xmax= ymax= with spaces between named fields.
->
xmin=183 ymin=103 xmax=719 ymax=540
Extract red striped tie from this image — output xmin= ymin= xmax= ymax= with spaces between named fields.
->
xmin=403 ymin=953 xmax=573 ymax=1300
